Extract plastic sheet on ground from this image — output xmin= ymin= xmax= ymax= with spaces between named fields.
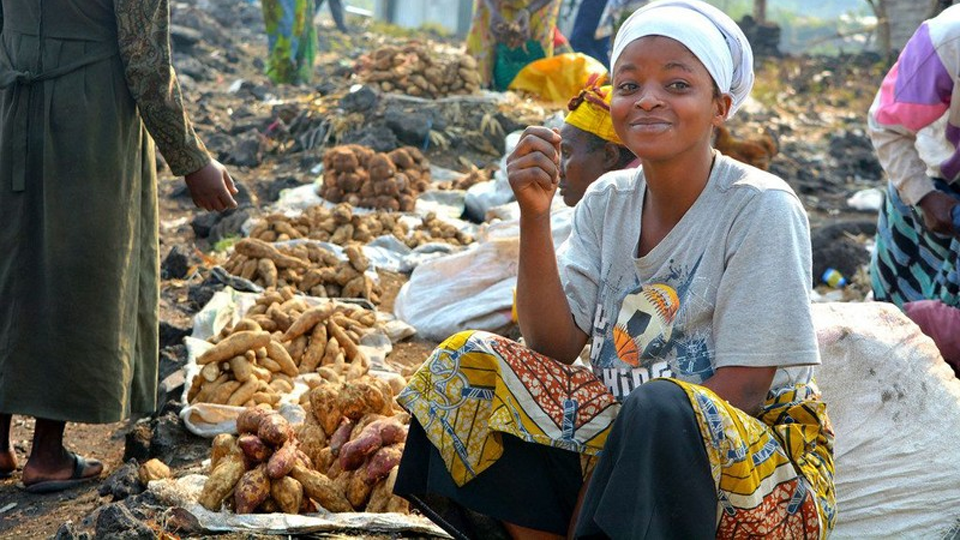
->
xmin=148 ymin=475 xmax=451 ymax=538
xmin=813 ymin=302 xmax=960 ymax=539
xmin=394 ymin=202 xmax=574 ymax=341
xmin=179 ymin=288 xmax=414 ymax=437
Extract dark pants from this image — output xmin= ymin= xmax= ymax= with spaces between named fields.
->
xmin=569 ymin=0 xmax=611 ymax=67
xmin=315 ymin=0 xmax=348 ymax=32
xmin=574 ymin=380 xmax=717 ymax=539
xmin=395 ymin=380 xmax=717 ymax=539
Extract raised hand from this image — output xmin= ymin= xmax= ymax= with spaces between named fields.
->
xmin=506 ymin=126 xmax=562 ymax=220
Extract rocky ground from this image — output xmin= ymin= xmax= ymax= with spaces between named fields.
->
xmin=0 ymin=1 xmax=890 ymax=538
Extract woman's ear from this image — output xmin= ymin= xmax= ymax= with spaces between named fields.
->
xmin=602 ymin=142 xmax=624 ymax=170
xmin=713 ymin=94 xmax=733 ymax=126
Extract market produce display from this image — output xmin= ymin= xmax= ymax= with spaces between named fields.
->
xmin=358 ymin=43 xmax=482 ymax=98
xmin=220 ymin=238 xmax=382 ymax=302
xmin=247 ymin=203 xmax=474 ymax=249
xmin=319 ymin=145 xmax=430 ymax=212
xmin=187 ymin=288 xmax=383 ymax=408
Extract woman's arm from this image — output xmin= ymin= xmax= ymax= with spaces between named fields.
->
xmin=508 ymin=127 xmax=589 ymax=362
xmin=702 ymin=366 xmax=775 ymax=416
xmin=115 ymin=0 xmax=236 ymax=210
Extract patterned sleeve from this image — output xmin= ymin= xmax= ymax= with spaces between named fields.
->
xmin=867 ymin=20 xmax=954 ymax=205
xmin=114 ymin=0 xmax=211 ymax=177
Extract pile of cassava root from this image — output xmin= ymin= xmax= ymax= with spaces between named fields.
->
xmin=220 ymin=238 xmax=381 ymax=303
xmin=319 ymin=145 xmax=429 ymax=212
xmin=187 ymin=288 xmax=384 ymax=408
xmin=247 ymin=203 xmax=474 ymax=249
xmin=358 ymin=43 xmax=481 ymax=98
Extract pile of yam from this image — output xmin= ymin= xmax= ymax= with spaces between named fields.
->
xmin=221 ymin=238 xmax=381 ymax=303
xmin=359 ymin=43 xmax=481 ymax=98
xmin=248 ymin=203 xmax=406 ymax=245
xmin=296 ymin=376 xmax=410 ymax=513
xmin=199 ymin=407 xmax=353 ymax=514
xmin=187 ymin=288 xmax=381 ymax=407
xmin=319 ymin=145 xmax=430 ymax=212
xmin=246 ymin=202 xmax=473 ymax=249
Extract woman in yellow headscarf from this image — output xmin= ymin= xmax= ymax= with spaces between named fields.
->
xmin=466 ymin=0 xmax=562 ymax=90
xmin=557 ymin=80 xmax=637 ymax=205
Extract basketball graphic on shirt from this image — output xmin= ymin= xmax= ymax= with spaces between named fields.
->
xmin=612 ymin=283 xmax=680 ymax=367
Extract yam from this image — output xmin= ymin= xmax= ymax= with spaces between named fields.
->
xmin=290 ymin=464 xmax=352 ymax=513
xmin=199 ymin=452 xmax=246 ymax=511
xmin=271 ymin=476 xmax=303 ymax=515
xmin=309 ymin=383 xmax=344 ymax=436
xmin=210 ymin=433 xmax=238 ymax=471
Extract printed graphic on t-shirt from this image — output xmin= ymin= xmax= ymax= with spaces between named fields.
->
xmin=590 ymin=254 xmax=714 ymax=399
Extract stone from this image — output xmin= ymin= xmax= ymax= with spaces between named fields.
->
xmin=160 ymin=245 xmax=193 ymax=280
xmin=54 ymin=521 xmax=90 ymax=540
xmin=339 ymin=84 xmax=379 ymax=113
xmin=98 ymin=459 xmax=144 ymax=501
xmin=94 ymin=503 xmax=154 ymax=540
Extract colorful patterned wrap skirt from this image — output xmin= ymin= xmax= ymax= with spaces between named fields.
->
xmin=397 ymin=330 xmax=836 ymax=538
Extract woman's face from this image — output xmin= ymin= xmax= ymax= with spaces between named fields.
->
xmin=610 ymin=36 xmax=727 ymax=164
xmin=559 ymin=124 xmax=611 ymax=207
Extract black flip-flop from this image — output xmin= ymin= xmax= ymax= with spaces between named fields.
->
xmin=21 ymin=452 xmax=102 ymax=494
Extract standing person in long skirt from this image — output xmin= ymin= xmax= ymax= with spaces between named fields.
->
xmin=262 ymin=0 xmax=318 ymax=84
xmin=0 ymin=0 xmax=237 ymax=492
xmin=394 ymin=1 xmax=836 ymax=537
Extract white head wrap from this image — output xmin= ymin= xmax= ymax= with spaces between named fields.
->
xmin=609 ymin=0 xmax=755 ymax=116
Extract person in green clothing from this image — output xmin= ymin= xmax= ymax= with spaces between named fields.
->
xmin=0 ymin=0 xmax=236 ymax=492
xmin=262 ymin=0 xmax=318 ymax=84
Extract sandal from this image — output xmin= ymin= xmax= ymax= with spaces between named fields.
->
xmin=21 ymin=452 xmax=102 ymax=494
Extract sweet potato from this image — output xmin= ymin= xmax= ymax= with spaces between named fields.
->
xmin=345 ymin=469 xmax=373 ymax=509
xmin=236 ymin=406 xmax=272 ymax=435
xmin=258 ymin=413 xmax=291 ymax=446
xmin=266 ymin=440 xmax=298 ymax=479
xmin=198 ymin=331 xmax=272 ymax=366
xmin=199 ymin=452 xmax=246 ymax=511
xmin=285 ymin=334 xmax=308 ymax=366
xmin=308 ymin=384 xmax=343 ymax=436
xmin=339 ymin=431 xmax=382 ymax=471
xmin=299 ymin=322 xmax=328 ymax=373
xmin=234 ymin=464 xmax=271 ymax=514
xmin=210 ymin=380 xmax=242 ymax=404
xmin=271 ymin=476 xmax=304 ymax=515
xmin=210 ymin=433 xmax=238 ymax=471
xmin=235 ymin=238 xmax=308 ymax=269
xmin=337 ymin=382 xmax=385 ymax=421
xmin=238 ymin=433 xmax=273 ymax=464
xmin=296 ymin=424 xmax=328 ymax=469
xmin=365 ymin=444 xmax=403 ymax=484
xmin=227 ymin=378 xmax=259 ymax=407
xmin=328 ymin=418 xmax=355 ymax=457
xmin=290 ymin=464 xmax=352 ymax=513
xmin=326 ymin=320 xmax=365 ymax=366
xmin=282 ymin=303 xmax=336 ymax=341
xmin=138 ymin=458 xmax=171 ymax=484
xmin=266 ymin=341 xmax=298 ymax=377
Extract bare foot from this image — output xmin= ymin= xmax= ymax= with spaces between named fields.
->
xmin=21 ymin=449 xmax=102 ymax=489
xmin=0 ymin=448 xmax=16 ymax=477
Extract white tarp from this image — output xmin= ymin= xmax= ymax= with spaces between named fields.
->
xmin=813 ymin=302 xmax=960 ymax=539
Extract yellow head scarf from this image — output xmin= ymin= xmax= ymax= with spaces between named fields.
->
xmin=563 ymin=78 xmax=623 ymax=145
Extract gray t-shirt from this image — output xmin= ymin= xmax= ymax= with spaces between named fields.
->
xmin=558 ymin=153 xmax=819 ymax=401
